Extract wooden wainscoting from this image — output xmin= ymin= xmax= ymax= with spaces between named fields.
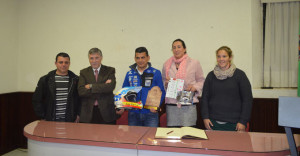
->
xmin=250 ymin=98 xmax=283 ymax=133
xmin=1 ymin=92 xmax=299 ymax=155
xmin=0 ymin=92 xmax=37 ymax=155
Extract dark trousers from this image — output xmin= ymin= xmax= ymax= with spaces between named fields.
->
xmin=91 ymin=106 xmax=116 ymax=125
xmin=210 ymin=119 xmax=236 ymax=131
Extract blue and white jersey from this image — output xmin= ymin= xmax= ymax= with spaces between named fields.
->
xmin=122 ymin=63 xmax=166 ymax=114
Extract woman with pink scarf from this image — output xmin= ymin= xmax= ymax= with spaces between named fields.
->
xmin=162 ymin=39 xmax=205 ymax=127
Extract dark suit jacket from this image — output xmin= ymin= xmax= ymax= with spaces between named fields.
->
xmin=78 ymin=65 xmax=117 ymax=123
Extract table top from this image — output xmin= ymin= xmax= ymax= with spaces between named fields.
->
xmin=24 ymin=120 xmax=150 ymax=149
xmin=24 ymin=120 xmax=300 ymax=155
xmin=137 ymin=127 xmax=300 ymax=155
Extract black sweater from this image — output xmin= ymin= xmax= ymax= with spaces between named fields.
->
xmin=201 ymin=68 xmax=253 ymax=126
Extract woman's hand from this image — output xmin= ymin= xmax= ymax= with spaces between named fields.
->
xmin=74 ymin=115 xmax=80 ymax=123
xmin=164 ymin=76 xmax=171 ymax=89
xmin=186 ymin=84 xmax=197 ymax=92
xmin=203 ymin=119 xmax=213 ymax=130
xmin=236 ymin=123 xmax=246 ymax=131
xmin=166 ymin=76 xmax=170 ymax=81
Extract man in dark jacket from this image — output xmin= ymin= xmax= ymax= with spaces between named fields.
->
xmin=32 ymin=52 xmax=80 ymax=122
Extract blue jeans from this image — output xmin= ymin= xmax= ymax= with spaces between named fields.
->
xmin=128 ymin=111 xmax=158 ymax=127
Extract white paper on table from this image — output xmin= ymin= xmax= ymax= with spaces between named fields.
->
xmin=166 ymin=78 xmax=184 ymax=99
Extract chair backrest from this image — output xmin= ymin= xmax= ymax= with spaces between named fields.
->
xmin=245 ymin=122 xmax=249 ymax=132
xmin=116 ymin=110 xmax=128 ymax=125
xmin=159 ymin=113 xmax=167 ymax=127
xmin=278 ymin=96 xmax=300 ymax=128
xmin=278 ymin=96 xmax=300 ymax=156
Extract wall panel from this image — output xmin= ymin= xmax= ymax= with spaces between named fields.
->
xmin=1 ymin=92 xmax=300 ymax=154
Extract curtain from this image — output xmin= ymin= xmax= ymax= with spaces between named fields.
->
xmin=261 ymin=0 xmax=300 ymax=3
xmin=263 ymin=2 xmax=300 ymax=87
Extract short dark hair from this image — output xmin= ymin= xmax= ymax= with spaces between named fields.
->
xmin=172 ymin=38 xmax=186 ymax=49
xmin=56 ymin=52 xmax=70 ymax=62
xmin=135 ymin=47 xmax=149 ymax=56
xmin=88 ymin=48 xmax=103 ymax=57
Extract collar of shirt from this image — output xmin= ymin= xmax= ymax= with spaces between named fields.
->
xmin=136 ymin=65 xmax=148 ymax=75
xmin=93 ymin=65 xmax=101 ymax=74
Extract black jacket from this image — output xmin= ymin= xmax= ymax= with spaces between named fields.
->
xmin=32 ymin=70 xmax=81 ymax=122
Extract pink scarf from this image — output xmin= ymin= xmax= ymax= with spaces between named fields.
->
xmin=165 ymin=54 xmax=188 ymax=79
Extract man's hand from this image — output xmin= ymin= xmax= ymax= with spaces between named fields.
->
xmin=150 ymin=108 xmax=157 ymax=113
xmin=85 ymin=84 xmax=91 ymax=89
xmin=106 ymin=79 xmax=112 ymax=84
xmin=116 ymin=109 xmax=124 ymax=115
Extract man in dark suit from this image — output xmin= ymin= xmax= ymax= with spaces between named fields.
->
xmin=78 ymin=48 xmax=117 ymax=124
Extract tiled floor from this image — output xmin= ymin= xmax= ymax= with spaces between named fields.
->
xmin=2 ymin=148 xmax=28 ymax=156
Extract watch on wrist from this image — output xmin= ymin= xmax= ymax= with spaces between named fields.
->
xmin=89 ymin=84 xmax=92 ymax=89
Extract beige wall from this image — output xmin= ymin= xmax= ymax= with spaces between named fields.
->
xmin=251 ymin=0 xmax=263 ymax=88
xmin=0 ymin=0 xmax=18 ymax=94
xmin=1 ymin=0 xmax=297 ymax=97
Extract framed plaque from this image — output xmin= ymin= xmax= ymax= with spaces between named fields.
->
xmin=144 ymin=86 xmax=162 ymax=110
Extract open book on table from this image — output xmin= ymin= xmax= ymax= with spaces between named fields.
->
xmin=155 ymin=127 xmax=208 ymax=139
